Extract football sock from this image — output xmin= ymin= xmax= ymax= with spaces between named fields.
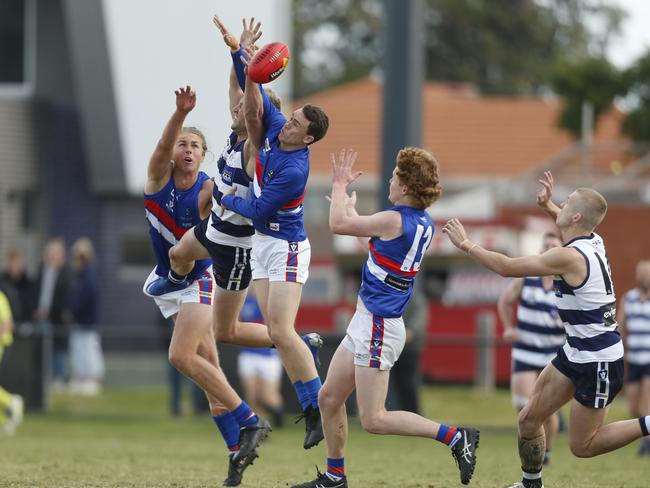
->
xmin=303 ymin=377 xmax=322 ymax=409
xmin=639 ymin=416 xmax=650 ymax=437
xmin=522 ymin=469 xmax=543 ymax=488
xmin=293 ymin=381 xmax=310 ymax=410
xmin=232 ymin=402 xmax=258 ymax=428
xmin=213 ymin=412 xmax=240 ymax=457
xmin=168 ymin=269 xmax=187 ymax=285
xmin=326 ymin=458 xmax=345 ymax=481
xmin=436 ymin=424 xmax=461 ymax=447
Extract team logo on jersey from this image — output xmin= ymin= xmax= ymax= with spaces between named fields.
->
xmin=165 ymin=189 xmax=176 ymax=212
xmin=598 ymin=369 xmax=608 ymax=381
xmin=289 ymin=242 xmax=298 ymax=253
xmin=372 ymin=339 xmax=383 ymax=349
xmin=264 ymin=169 xmax=275 ymax=185
xmin=222 ymin=169 xmax=233 ymax=184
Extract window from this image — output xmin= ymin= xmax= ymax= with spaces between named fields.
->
xmin=0 ymin=0 xmax=35 ymax=94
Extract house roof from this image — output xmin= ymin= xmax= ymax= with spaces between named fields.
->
xmin=292 ymin=77 xmax=626 ymax=178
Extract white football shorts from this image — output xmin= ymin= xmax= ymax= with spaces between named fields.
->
xmin=251 ymin=232 xmax=310 ymax=284
xmin=341 ymin=300 xmax=406 ymax=371
xmin=143 ymin=267 xmax=214 ymax=319
xmin=238 ymin=351 xmax=283 ymax=381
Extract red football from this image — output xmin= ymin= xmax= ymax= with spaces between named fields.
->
xmin=248 ymin=42 xmax=290 ymax=84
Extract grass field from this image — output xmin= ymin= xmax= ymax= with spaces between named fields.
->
xmin=0 ymin=385 xmax=647 ymax=487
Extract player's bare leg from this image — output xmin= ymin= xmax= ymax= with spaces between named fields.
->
xmin=169 ymin=304 xmax=242 ymax=410
xmin=213 ymin=287 xmax=273 ymax=347
xmin=320 ymin=346 xmax=356 ymax=458
xmin=172 ymin=306 xmax=267 ymax=484
xmin=568 ymin=400 xmax=647 ymax=457
xmin=146 ymin=229 xmax=208 ymax=295
xmin=264 ymin=280 xmax=323 ymax=448
xmin=512 ymin=364 xmax=575 ymax=488
xmin=169 ymin=228 xmax=208 ymax=276
xmin=512 ymin=371 xmax=559 ymax=463
xmin=290 ymin=346 xmax=355 ymax=488
xmin=264 ymin=281 xmax=315 ymax=381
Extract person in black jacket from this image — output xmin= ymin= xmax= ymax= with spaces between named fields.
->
xmin=1 ymin=247 xmax=36 ymax=323
xmin=34 ymin=238 xmax=71 ymax=387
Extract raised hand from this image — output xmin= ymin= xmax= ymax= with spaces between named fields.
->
xmin=536 ymin=170 xmax=554 ymax=208
xmin=331 ymin=149 xmax=362 ymax=189
xmin=219 ymin=186 xmax=236 ymax=217
xmin=325 ymin=189 xmax=357 ymax=213
xmin=239 ymin=17 xmax=262 ymax=49
xmin=442 ymin=218 xmax=469 ymax=249
xmin=213 ymin=15 xmax=239 ymax=51
xmin=175 ymin=86 xmax=196 ymax=114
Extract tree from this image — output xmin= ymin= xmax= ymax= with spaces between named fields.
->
xmin=424 ymin=0 xmax=624 ymax=95
xmin=549 ymin=56 xmax=627 ymax=138
xmin=291 ymin=0 xmax=626 ymax=98
xmin=622 ymin=52 xmax=650 ymax=142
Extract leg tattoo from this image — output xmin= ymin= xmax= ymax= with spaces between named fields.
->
xmin=519 ymin=433 xmax=545 ymax=474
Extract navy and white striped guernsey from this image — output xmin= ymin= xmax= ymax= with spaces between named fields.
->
xmin=206 ymin=132 xmax=255 ymax=248
xmin=553 ymin=233 xmax=623 ymax=363
xmin=512 ymin=277 xmax=566 ymax=368
xmin=622 ymin=289 xmax=650 ymax=365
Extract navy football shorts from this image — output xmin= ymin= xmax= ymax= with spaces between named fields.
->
xmin=552 ymin=347 xmax=624 ymax=409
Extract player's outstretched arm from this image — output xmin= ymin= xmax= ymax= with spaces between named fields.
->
xmin=497 ymin=278 xmax=524 ymax=343
xmin=326 ymin=190 xmax=370 ymax=250
xmin=145 ymin=86 xmax=196 ymax=194
xmin=329 ymin=149 xmax=402 ymax=239
xmin=242 ymin=51 xmax=265 ymax=150
xmin=213 ymin=15 xmax=262 ymax=98
xmin=442 ymin=218 xmax=582 ymax=278
xmin=536 ymin=170 xmax=561 ymax=220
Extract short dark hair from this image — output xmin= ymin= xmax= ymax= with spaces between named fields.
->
xmin=302 ymin=105 xmax=329 ymax=144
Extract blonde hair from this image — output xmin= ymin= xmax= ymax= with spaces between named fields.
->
xmin=180 ymin=127 xmax=208 ymax=155
xmin=574 ymin=188 xmax=608 ymax=230
xmin=395 ymin=147 xmax=443 ymax=208
xmin=71 ymin=237 xmax=95 ymax=267
xmin=265 ymin=88 xmax=282 ymax=110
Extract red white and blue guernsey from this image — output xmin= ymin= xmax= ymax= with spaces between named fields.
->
xmin=360 ymin=206 xmax=434 ymax=318
xmin=553 ymin=233 xmax=622 ymax=363
xmin=144 ymin=173 xmax=212 ymax=280
xmin=143 ymin=173 xmax=214 ymax=317
xmin=343 ymin=206 xmax=433 ymax=370
xmin=222 ymin=51 xmax=307 ymax=243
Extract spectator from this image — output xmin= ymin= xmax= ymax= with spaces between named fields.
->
xmin=34 ymin=238 xmax=71 ymax=388
xmin=1 ymin=247 xmax=36 ymax=323
xmin=67 ymin=238 xmax=104 ymax=396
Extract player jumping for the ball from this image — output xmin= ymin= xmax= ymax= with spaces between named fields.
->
xmin=290 ymin=148 xmax=479 ymax=488
xmin=220 ymin=38 xmax=330 ymax=450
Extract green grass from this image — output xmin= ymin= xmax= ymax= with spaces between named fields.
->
xmin=0 ymin=386 xmax=646 ymax=487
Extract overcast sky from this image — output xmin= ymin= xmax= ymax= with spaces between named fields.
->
xmin=607 ymin=0 xmax=650 ymax=67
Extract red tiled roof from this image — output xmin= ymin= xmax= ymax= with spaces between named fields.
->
xmin=293 ymin=78 xmax=626 ymax=177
